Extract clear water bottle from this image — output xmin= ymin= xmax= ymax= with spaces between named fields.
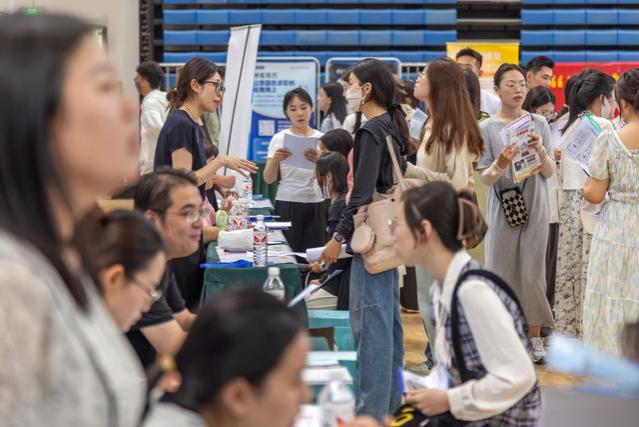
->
xmin=318 ymin=372 xmax=355 ymax=427
xmin=262 ymin=267 xmax=285 ymax=302
xmin=228 ymin=202 xmax=243 ymax=231
xmin=253 ymin=215 xmax=268 ymax=267
xmin=238 ymin=198 xmax=250 ymax=228
xmin=241 ymin=175 xmax=253 ymax=201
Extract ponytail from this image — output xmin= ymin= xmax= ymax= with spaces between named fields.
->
xmin=389 ymin=103 xmax=410 ymax=153
xmin=168 ymin=57 xmax=219 ymax=114
xmin=562 ymin=71 xmax=615 ymax=134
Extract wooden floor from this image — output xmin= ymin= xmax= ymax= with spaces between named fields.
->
xmin=401 ymin=310 xmax=578 ymax=388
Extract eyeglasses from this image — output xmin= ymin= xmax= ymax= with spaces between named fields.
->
xmin=203 ymin=80 xmax=226 ymax=95
xmin=502 ymin=82 xmax=528 ymax=91
xmin=165 ymin=207 xmax=211 ymax=223
xmin=131 ymin=277 xmax=162 ymax=304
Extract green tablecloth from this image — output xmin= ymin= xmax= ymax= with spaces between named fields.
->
xmin=201 ymin=243 xmax=307 ymax=319
xmin=251 ymin=162 xmax=279 ymax=207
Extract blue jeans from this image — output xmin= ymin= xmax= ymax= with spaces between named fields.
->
xmin=349 ymin=254 xmax=404 ymax=420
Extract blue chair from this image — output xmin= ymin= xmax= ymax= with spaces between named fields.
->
xmin=586 ymin=50 xmax=618 ymax=61
xmin=361 ymin=30 xmax=392 ymax=46
xmin=521 ymin=30 xmax=554 ymax=46
xmin=424 ymin=30 xmax=456 ymax=45
xmin=522 ymin=10 xmax=554 ymax=25
xmin=306 ymin=51 xmax=329 ymax=65
xmin=555 ymin=0 xmax=587 ymax=4
xmin=164 ymin=10 xmax=198 ymax=25
xmin=329 ymin=9 xmax=359 ymax=25
xmin=327 ymin=30 xmax=358 ymax=46
xmin=523 ymin=0 xmax=554 ymax=3
xmin=391 ymin=50 xmax=424 ymax=62
xmin=261 ymin=9 xmax=288 ymax=25
xmin=392 ymin=9 xmax=423 ymax=25
xmin=392 ymin=30 xmax=424 ymax=46
xmin=228 ymin=9 xmax=262 ymax=25
xmin=586 ymin=0 xmax=615 ymax=4
xmin=197 ymin=10 xmax=228 ymax=25
xmin=555 ymin=29 xmax=586 ymax=45
xmin=260 ymin=30 xmax=296 ymax=46
xmin=619 ymin=30 xmax=639 ymax=45
xmin=360 ymin=9 xmax=390 ymax=25
xmin=521 ymin=50 xmax=554 ymax=64
xmin=424 ymin=9 xmax=457 ymax=25
xmin=553 ymin=50 xmax=587 ymax=61
xmin=164 ymin=30 xmax=197 ymax=45
xmin=197 ymin=30 xmax=231 ymax=45
xmin=587 ymin=9 xmax=618 ymax=24
xmin=295 ymin=30 xmax=327 ymax=46
xmin=618 ymin=9 xmax=639 ymax=24
xmin=163 ymin=52 xmax=197 ymax=63
xmin=586 ymin=29 xmax=617 ymax=45
xmin=423 ymin=51 xmax=446 ymax=61
xmin=296 ymin=9 xmax=327 ymax=25
xmin=359 ymin=50 xmax=394 ymax=59
xmin=619 ymin=50 xmax=639 ymax=61
xmin=554 ymin=9 xmax=586 ymax=25
xmin=619 ymin=0 xmax=639 ymax=4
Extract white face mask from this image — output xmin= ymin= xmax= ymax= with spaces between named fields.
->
xmin=346 ymin=86 xmax=363 ymax=112
xmin=601 ymin=96 xmax=612 ymax=119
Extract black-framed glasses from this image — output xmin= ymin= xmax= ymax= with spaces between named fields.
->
xmin=131 ymin=278 xmax=162 ymax=303
xmin=165 ymin=207 xmax=211 ymax=223
xmin=203 ymin=80 xmax=226 ymax=95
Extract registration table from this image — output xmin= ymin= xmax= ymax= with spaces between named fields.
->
xmin=200 ymin=229 xmax=307 ymax=317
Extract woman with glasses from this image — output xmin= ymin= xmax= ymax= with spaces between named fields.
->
xmin=79 ymin=209 xmax=166 ymax=332
xmin=477 ymin=63 xmax=556 ymax=363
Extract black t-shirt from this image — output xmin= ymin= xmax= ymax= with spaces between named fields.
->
xmin=126 ymin=263 xmax=187 ymax=368
xmin=154 ymin=109 xmax=208 ymax=198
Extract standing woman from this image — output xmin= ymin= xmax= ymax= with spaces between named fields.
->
xmin=478 ymin=64 xmax=556 ymax=363
xmin=320 ymin=58 xmax=408 ymax=419
xmin=406 ymin=57 xmax=484 ymax=366
xmin=462 ymin=68 xmax=490 ymax=122
xmin=319 ymin=82 xmax=348 ymax=132
xmin=264 ymin=88 xmax=326 ymax=253
xmin=0 ymin=13 xmax=145 ymax=425
xmin=554 ymin=71 xmax=615 ymax=338
xmin=583 ymin=69 xmax=639 ymax=355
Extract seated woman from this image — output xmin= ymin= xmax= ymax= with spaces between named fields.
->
xmin=391 ymin=182 xmax=541 ymax=425
xmin=79 ymin=208 xmax=166 ymax=332
xmin=307 ymin=152 xmax=352 ymax=311
xmin=143 ymin=287 xmax=381 ymax=427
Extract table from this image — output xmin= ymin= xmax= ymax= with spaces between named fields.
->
xmin=201 ymin=230 xmax=307 ymax=318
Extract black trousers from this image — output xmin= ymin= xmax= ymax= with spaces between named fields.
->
xmin=546 ymin=223 xmax=559 ymax=308
xmin=275 ymin=200 xmax=327 ymax=253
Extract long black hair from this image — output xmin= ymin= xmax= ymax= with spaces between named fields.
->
xmin=321 ymin=82 xmax=347 ymax=124
xmin=0 ymin=13 xmax=95 ymax=309
xmin=616 ymin=68 xmax=639 ymax=114
xmin=562 ymin=71 xmax=615 ymax=134
xmin=316 ymin=152 xmax=349 ymax=197
xmin=168 ymin=57 xmax=219 ymax=112
xmin=168 ymin=287 xmax=304 ymax=410
xmin=350 ymin=58 xmax=410 ymax=149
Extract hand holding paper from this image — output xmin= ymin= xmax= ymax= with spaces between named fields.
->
xmin=282 ymin=133 xmax=319 ymax=170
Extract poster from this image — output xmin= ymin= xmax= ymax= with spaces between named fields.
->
xmin=551 ymin=62 xmax=639 ymax=109
xmin=447 ymin=42 xmax=519 ymax=94
xmin=248 ymin=59 xmax=319 ymax=161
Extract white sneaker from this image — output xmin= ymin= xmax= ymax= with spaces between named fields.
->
xmin=530 ymin=337 xmax=546 ymax=364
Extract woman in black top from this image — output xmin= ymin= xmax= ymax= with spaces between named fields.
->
xmin=320 ymin=58 xmax=409 ymax=420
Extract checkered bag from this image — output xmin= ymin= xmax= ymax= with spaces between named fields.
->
xmin=495 ymin=182 xmax=528 ymax=228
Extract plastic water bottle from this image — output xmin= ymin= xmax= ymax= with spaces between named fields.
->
xmin=318 ymin=372 xmax=355 ymax=427
xmin=228 ymin=202 xmax=243 ymax=231
xmin=253 ymin=215 xmax=268 ymax=267
xmin=262 ymin=267 xmax=285 ymax=302
xmin=240 ymin=175 xmax=253 ymax=201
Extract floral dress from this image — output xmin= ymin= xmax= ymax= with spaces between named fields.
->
xmin=583 ymin=130 xmax=639 ymax=355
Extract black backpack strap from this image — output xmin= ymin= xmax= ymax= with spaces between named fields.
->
xmin=450 ymin=268 xmax=530 ymax=383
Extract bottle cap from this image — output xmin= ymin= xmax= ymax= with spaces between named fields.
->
xmin=268 ymin=267 xmax=280 ymax=276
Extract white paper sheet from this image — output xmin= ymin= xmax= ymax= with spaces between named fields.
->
xmin=282 ymin=133 xmax=319 ymax=170
xmin=305 ymin=244 xmax=351 ymax=262
xmin=403 ymin=365 xmax=450 ymax=391
xmin=265 ymin=221 xmax=292 ymax=230
xmin=409 ymin=108 xmax=428 ymax=140
xmin=563 ymin=116 xmax=601 ymax=176
xmin=499 ymin=113 xmax=540 ymax=183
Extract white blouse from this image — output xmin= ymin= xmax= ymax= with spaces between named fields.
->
xmin=428 ymin=251 xmax=537 ymax=421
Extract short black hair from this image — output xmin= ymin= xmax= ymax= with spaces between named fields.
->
xmin=283 ymin=87 xmax=313 ymax=115
xmin=316 ymin=152 xmax=349 ymax=196
xmin=134 ymin=168 xmax=198 ymax=217
xmin=456 ymin=47 xmax=483 ymax=68
xmin=525 ymin=56 xmax=555 ymax=74
xmin=136 ymin=61 xmax=164 ymax=89
xmin=494 ymin=63 xmax=526 ymax=86
xmin=319 ymin=129 xmax=353 ymax=158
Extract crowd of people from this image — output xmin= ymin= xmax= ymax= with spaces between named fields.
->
xmin=1 ymin=10 xmax=638 ymax=427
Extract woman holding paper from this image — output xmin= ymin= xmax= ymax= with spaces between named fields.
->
xmin=582 ymin=69 xmax=639 ymax=355
xmin=477 ymin=63 xmax=555 ymax=363
xmin=264 ymin=88 xmax=326 ymax=253
xmin=391 ymin=182 xmax=540 ymax=425
xmin=554 ymin=71 xmax=616 ymax=339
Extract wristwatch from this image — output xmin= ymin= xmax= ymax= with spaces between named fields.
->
xmin=333 ymin=232 xmax=347 ymax=244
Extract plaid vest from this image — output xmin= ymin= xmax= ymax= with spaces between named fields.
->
xmin=443 ymin=261 xmax=542 ymax=426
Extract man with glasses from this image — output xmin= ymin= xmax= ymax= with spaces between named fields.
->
xmin=126 ymin=168 xmax=206 ymax=368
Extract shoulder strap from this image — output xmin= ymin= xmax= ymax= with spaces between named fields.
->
xmin=385 ymin=135 xmax=405 ymax=186
xmin=450 ymin=268 xmax=530 ymax=382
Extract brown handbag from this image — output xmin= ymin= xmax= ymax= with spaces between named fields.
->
xmin=350 ymin=136 xmax=424 ymax=274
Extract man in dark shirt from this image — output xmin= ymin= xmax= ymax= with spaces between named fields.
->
xmin=126 ymin=168 xmax=205 ymax=367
